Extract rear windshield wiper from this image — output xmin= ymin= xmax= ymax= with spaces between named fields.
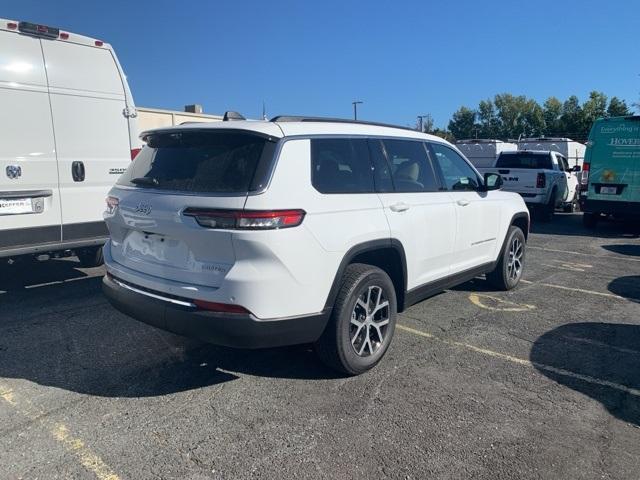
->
xmin=130 ymin=176 xmax=159 ymax=187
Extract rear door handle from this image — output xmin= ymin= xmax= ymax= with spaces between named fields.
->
xmin=390 ymin=202 xmax=410 ymax=212
xmin=72 ymin=161 xmax=85 ymax=182
xmin=456 ymin=199 xmax=470 ymax=207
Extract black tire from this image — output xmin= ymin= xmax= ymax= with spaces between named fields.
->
xmin=582 ymin=212 xmax=598 ymax=229
xmin=563 ymin=192 xmax=579 ymax=213
xmin=486 ymin=226 xmax=526 ymax=291
xmin=77 ymin=246 xmax=104 ymax=268
xmin=314 ymin=263 xmax=397 ymax=375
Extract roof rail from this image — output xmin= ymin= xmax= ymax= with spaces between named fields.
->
xmin=269 ymin=115 xmax=418 ymax=133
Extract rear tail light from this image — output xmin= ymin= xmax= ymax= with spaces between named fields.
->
xmin=7 ymin=22 xmax=17 ymax=30
xmin=130 ymin=148 xmax=141 ymax=160
xmin=183 ymin=208 xmax=306 ymax=230
xmin=536 ymin=172 xmax=546 ymax=189
xmin=193 ymin=299 xmax=251 ymax=315
xmin=105 ymin=196 xmax=119 ymax=215
xmin=581 ymin=162 xmax=590 ymax=186
xmin=95 ymin=40 xmax=104 ymax=47
xmin=59 ymin=32 xmax=69 ymax=40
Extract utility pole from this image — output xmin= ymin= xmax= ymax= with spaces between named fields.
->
xmin=352 ymin=101 xmax=363 ymax=120
xmin=417 ymin=115 xmax=428 ymax=132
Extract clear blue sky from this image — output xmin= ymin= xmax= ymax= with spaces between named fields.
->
xmin=4 ymin=0 xmax=639 ymax=127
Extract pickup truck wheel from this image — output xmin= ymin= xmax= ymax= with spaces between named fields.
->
xmin=583 ymin=212 xmax=598 ymax=229
xmin=486 ymin=226 xmax=525 ymax=291
xmin=563 ymin=192 xmax=579 ymax=213
xmin=314 ymin=263 xmax=397 ymax=375
xmin=77 ymin=246 xmax=104 ymax=268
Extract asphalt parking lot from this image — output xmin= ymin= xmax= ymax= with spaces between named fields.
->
xmin=1 ymin=214 xmax=639 ymax=480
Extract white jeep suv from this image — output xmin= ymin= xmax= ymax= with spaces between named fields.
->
xmin=102 ymin=117 xmax=529 ymax=375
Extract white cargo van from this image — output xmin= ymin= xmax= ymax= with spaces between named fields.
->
xmin=517 ymin=138 xmax=585 ymax=169
xmin=455 ymin=139 xmax=517 ymax=169
xmin=0 ymin=19 xmax=139 ymax=266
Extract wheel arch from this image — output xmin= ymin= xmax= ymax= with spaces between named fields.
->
xmin=323 ymin=239 xmax=408 ymax=313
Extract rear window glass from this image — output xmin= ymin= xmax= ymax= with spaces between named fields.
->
xmin=118 ymin=131 xmax=275 ymax=193
xmin=496 ymin=153 xmax=552 ymax=169
xmin=311 ymin=138 xmax=375 ymax=193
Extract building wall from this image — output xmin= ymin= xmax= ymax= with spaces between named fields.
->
xmin=136 ymin=107 xmax=223 ymax=133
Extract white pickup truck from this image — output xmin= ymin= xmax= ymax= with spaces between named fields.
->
xmin=478 ymin=150 xmax=581 ymax=219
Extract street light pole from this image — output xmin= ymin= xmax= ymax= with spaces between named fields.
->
xmin=352 ymin=101 xmax=363 ymax=120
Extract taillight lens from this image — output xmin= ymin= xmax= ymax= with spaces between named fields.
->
xmin=105 ymin=196 xmax=119 ymax=215
xmin=536 ymin=172 xmax=546 ymax=189
xmin=130 ymin=148 xmax=141 ymax=160
xmin=581 ymin=162 xmax=590 ymax=186
xmin=193 ymin=299 xmax=251 ymax=314
xmin=183 ymin=209 xmax=306 ymax=230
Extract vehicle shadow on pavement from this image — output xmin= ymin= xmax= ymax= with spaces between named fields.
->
xmin=608 ymin=276 xmax=640 ymax=303
xmin=530 ymin=322 xmax=640 ymax=427
xmin=530 ymin=214 xmax=640 ymax=238
xmin=602 ymin=244 xmax=640 ymax=257
xmin=0 ymin=258 xmax=95 ymax=292
xmin=0 ymin=275 xmax=342 ymax=397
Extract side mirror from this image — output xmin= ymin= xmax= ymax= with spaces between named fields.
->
xmin=572 ymin=165 xmax=582 ymax=172
xmin=482 ymin=172 xmax=503 ymax=191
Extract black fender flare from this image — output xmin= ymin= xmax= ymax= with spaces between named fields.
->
xmin=322 ymin=238 xmax=408 ymax=313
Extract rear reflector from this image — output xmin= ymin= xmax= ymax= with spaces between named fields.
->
xmin=536 ymin=172 xmax=546 ymax=189
xmin=183 ymin=208 xmax=306 ymax=230
xmin=193 ymin=299 xmax=251 ymax=314
xmin=130 ymin=148 xmax=141 ymax=160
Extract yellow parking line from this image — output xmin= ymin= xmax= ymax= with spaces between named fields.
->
xmin=0 ymin=383 xmax=120 ymax=480
xmin=519 ymin=279 xmax=624 ymax=299
xmin=397 ymin=324 xmax=640 ymax=397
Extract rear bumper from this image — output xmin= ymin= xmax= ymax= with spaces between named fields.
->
xmin=102 ymin=274 xmax=330 ymax=349
xmin=580 ymin=198 xmax=640 ymax=218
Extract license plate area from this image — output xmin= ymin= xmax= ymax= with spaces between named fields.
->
xmin=0 ymin=197 xmax=44 ymax=215
xmin=122 ymin=230 xmax=191 ymax=269
xmin=600 ymin=186 xmax=617 ymax=195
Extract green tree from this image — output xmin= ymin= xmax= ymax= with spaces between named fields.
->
xmin=448 ymin=106 xmax=476 ymax=140
xmin=543 ymin=97 xmax=563 ymax=135
xmin=493 ymin=94 xmax=544 ymax=138
xmin=559 ymin=95 xmax=583 ymax=138
xmin=607 ymin=96 xmax=631 ymax=117
xmin=477 ymin=99 xmax=499 ymax=138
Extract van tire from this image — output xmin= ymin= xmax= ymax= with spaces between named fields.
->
xmin=314 ymin=264 xmax=397 ymax=376
xmin=77 ymin=247 xmax=104 ymax=268
xmin=486 ymin=226 xmax=526 ymax=291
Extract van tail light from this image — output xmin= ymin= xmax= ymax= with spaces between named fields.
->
xmin=193 ymin=299 xmax=251 ymax=315
xmin=7 ymin=22 xmax=17 ymax=30
xmin=536 ymin=172 xmax=546 ymax=189
xmin=581 ymin=162 xmax=590 ymax=187
xmin=130 ymin=148 xmax=141 ymax=160
xmin=183 ymin=208 xmax=306 ymax=230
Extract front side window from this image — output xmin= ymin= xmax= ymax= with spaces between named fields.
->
xmin=381 ymin=139 xmax=439 ymax=192
xmin=311 ymin=138 xmax=374 ymax=193
xmin=430 ymin=143 xmax=480 ymax=191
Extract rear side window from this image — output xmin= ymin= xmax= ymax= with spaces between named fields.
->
xmin=311 ymin=138 xmax=374 ymax=193
xmin=118 ymin=130 xmax=275 ymax=193
xmin=382 ymin=139 xmax=439 ymax=192
xmin=496 ymin=153 xmax=552 ymax=169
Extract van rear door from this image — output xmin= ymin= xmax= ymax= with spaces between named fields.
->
xmin=42 ymin=40 xmax=132 ymax=243
xmin=0 ymin=29 xmax=62 ymax=253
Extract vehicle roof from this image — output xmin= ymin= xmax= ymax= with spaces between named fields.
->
xmin=0 ymin=17 xmax=113 ymax=49
xmin=456 ymin=139 xmax=511 ymax=144
xmin=140 ymin=119 xmax=449 ymax=144
xmin=500 ymin=150 xmax=553 ymax=155
xmin=519 ymin=137 xmax=577 ymax=143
